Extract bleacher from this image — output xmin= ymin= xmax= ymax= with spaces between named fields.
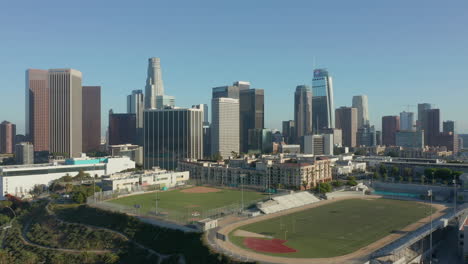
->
xmin=257 ymin=191 xmax=320 ymax=214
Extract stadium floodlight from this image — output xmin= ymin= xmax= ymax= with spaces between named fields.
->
xmin=240 ymin=174 xmax=247 ymax=212
xmin=427 ymin=189 xmax=433 ymax=264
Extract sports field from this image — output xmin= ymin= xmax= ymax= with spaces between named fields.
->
xmin=109 ymin=186 xmax=266 ymax=216
xmin=229 ymin=198 xmax=431 ymax=258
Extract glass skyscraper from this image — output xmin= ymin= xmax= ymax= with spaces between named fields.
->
xmin=312 ymin=69 xmax=334 ymax=133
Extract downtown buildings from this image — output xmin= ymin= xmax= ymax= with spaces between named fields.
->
xmin=0 ymin=121 xmax=16 ymax=154
xmin=335 ymin=107 xmax=358 ymax=147
xmin=312 ymin=69 xmax=334 ymax=133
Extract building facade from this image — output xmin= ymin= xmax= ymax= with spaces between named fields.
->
xmin=25 ymin=69 xmax=49 ymax=152
xmin=417 ymin=103 xmax=431 ymax=131
xmin=382 ymin=116 xmax=400 ymax=146
xmin=312 ymin=69 xmax=334 ymax=133
xmin=335 ymin=107 xmax=357 ymax=147
xmin=239 ymin=88 xmax=264 ymax=153
xmin=82 ymin=86 xmax=101 ymax=153
xmin=108 ymin=111 xmax=136 ymax=146
xmin=352 ymin=95 xmax=369 ymax=129
xmin=282 ymin=120 xmax=295 ymax=144
xmin=14 ymin=142 xmax=34 ymax=165
xmin=211 ymin=98 xmax=239 ymax=158
xmin=247 ymin=128 xmax=273 ymax=154
xmin=425 ymin=109 xmax=440 ymax=146
xmin=357 ymin=125 xmax=376 ymax=147
xmin=0 ymin=121 xmax=16 ymax=154
xmin=396 ymin=131 xmax=424 ymax=148
xmin=443 ymin=120 xmax=455 ymax=134
xmin=400 ymin=111 xmax=415 ymax=131
xmin=304 ymin=134 xmax=333 ymax=155
xmin=144 ymin=57 xmax=165 ymax=109
xmin=144 ymin=107 xmax=203 ymax=170
xmin=294 ymin=85 xmax=312 ymax=143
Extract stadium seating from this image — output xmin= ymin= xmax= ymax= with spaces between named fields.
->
xmin=257 ymin=191 xmax=320 ymax=214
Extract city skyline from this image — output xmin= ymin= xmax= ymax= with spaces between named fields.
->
xmin=1 ymin=1 xmax=467 ymax=135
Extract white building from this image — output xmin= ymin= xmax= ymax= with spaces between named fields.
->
xmin=304 ymin=134 xmax=333 ymax=155
xmin=400 ymin=111 xmax=415 ymax=131
xmin=101 ymin=168 xmax=189 ymax=191
xmin=0 ymin=155 xmax=135 ymax=199
xmin=211 ymin=97 xmax=239 ymax=159
xmin=352 ymin=95 xmax=369 ymax=128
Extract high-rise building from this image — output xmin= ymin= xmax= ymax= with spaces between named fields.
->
xmin=15 ymin=142 xmax=34 ymax=165
xmin=248 ymin=128 xmax=273 ymax=154
xmin=192 ymin=104 xmax=209 ymax=125
xmin=239 ymin=88 xmax=264 ymax=153
xmin=282 ymin=120 xmax=295 ymax=144
xmin=108 ymin=110 xmax=136 ymax=146
xmin=352 ymin=95 xmax=369 ymax=128
xmin=382 ymin=116 xmax=400 ymax=146
xmin=127 ymin=90 xmax=144 ymax=128
xmin=312 ymin=69 xmax=334 ymax=133
xmin=436 ymin=132 xmax=459 ymax=154
xmin=212 ymin=81 xmax=250 ymax=99
xmin=0 ymin=121 xmax=16 ymax=154
xmin=400 ymin=111 xmax=415 ymax=131
xmin=144 ymin=57 xmax=164 ymax=109
xmin=294 ymin=85 xmax=312 ymax=143
xmin=335 ymin=107 xmax=357 ymax=147
xmin=357 ymin=125 xmax=376 ymax=147
xmin=26 ymin=69 xmax=49 ymax=152
xmin=143 ymin=107 xmax=203 ymax=170
xmin=417 ymin=103 xmax=431 ymax=131
xmin=193 ymin=104 xmax=211 ymax=158
xmin=82 ymin=86 xmax=101 ymax=153
xmin=376 ymin=131 xmax=382 ymax=146
xmin=156 ymin=95 xmax=175 ymax=109
xmin=320 ymin=128 xmax=342 ymax=147
xmin=425 ymin=109 xmax=440 ymax=146
xmin=443 ymin=120 xmax=455 ymax=134
xmin=304 ymin=134 xmax=333 ymax=155
xmin=48 ymin=69 xmax=82 ymax=158
xmin=211 ymin=98 xmax=239 ymax=159
xmin=396 ymin=131 xmax=424 ymax=148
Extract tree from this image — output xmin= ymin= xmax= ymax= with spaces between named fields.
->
xmin=72 ymin=192 xmax=87 ymax=204
xmin=387 ymin=151 xmax=399 ymax=157
xmin=379 ymin=164 xmax=387 ymax=176
xmin=408 ymin=177 xmax=413 ymax=183
xmin=29 ymin=184 xmax=46 ymax=198
xmin=434 ymin=168 xmax=452 ymax=181
xmin=420 ymin=175 xmax=425 ymax=185
xmin=331 ymin=180 xmax=344 ymax=188
xmin=391 ymin=166 xmax=399 ymax=177
xmin=354 ymin=149 xmax=366 ymax=156
xmin=399 ymin=176 xmax=403 ymax=183
xmin=211 ymin=152 xmax=222 ymax=162
xmin=316 ymin=182 xmax=332 ymax=193
xmin=424 ymin=168 xmax=436 ymax=179
xmin=383 ymin=173 xmax=388 ymax=182
xmin=0 ymin=214 xmax=10 ymax=225
xmin=302 ymin=180 xmax=309 ymax=190
xmin=404 ymin=168 xmax=413 ymax=177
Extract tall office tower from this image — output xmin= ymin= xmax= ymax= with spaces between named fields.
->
xmin=399 ymin=111 xmax=415 ymax=131
xmin=304 ymin=134 xmax=333 ymax=155
xmin=425 ymin=109 xmax=440 ymax=146
xmin=382 ymin=116 xmax=400 ymax=146
xmin=282 ymin=120 xmax=296 ymax=144
xmin=320 ymin=128 xmax=343 ymax=147
xmin=239 ymin=88 xmax=264 ymax=153
xmin=248 ymin=128 xmax=273 ymax=154
xmin=436 ymin=133 xmax=459 ymax=154
xmin=211 ymin=98 xmax=239 ymax=159
xmin=396 ymin=131 xmax=424 ymax=148
xmin=294 ymin=85 xmax=313 ymax=143
xmin=127 ymin=90 xmax=144 ymax=127
xmin=417 ymin=103 xmax=431 ymax=131
xmin=443 ymin=120 xmax=455 ymax=134
xmin=108 ymin=110 xmax=136 ymax=146
xmin=156 ymin=95 xmax=175 ymax=109
xmin=143 ymin=107 xmax=203 ymax=170
xmin=0 ymin=121 xmax=16 ymax=154
xmin=15 ymin=142 xmax=34 ymax=164
xmin=144 ymin=57 xmax=164 ymax=109
xmin=82 ymin=86 xmax=101 ymax=153
xmin=376 ymin=131 xmax=382 ymax=145
xmin=212 ymin=81 xmax=250 ymax=99
xmin=335 ymin=107 xmax=358 ymax=147
xmin=312 ymin=69 xmax=334 ymax=133
xmin=357 ymin=125 xmax=376 ymax=147
xmin=352 ymin=95 xmax=369 ymax=128
xmin=25 ymin=69 xmax=49 ymax=151
xmin=48 ymin=69 xmax=82 ymax=158
xmin=192 ymin=104 xmax=209 ymax=125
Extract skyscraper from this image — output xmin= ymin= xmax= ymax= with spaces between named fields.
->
xmin=443 ymin=120 xmax=455 ymax=134
xmin=396 ymin=131 xmax=424 ymax=148
xmin=239 ymin=88 xmax=264 ymax=153
xmin=212 ymin=81 xmax=250 ymax=99
xmin=399 ymin=111 xmax=415 ymax=131
xmin=304 ymin=134 xmax=333 ymax=155
xmin=144 ymin=57 xmax=164 ymax=109
xmin=48 ymin=69 xmax=82 ymax=157
xmin=82 ymin=86 xmax=101 ymax=153
xmin=144 ymin=107 xmax=203 ymax=170
xmin=335 ymin=107 xmax=357 ymax=147
xmin=15 ymin=142 xmax=34 ymax=164
xmin=0 ymin=121 xmax=16 ymax=154
xmin=425 ymin=109 xmax=440 ymax=146
xmin=155 ymin=95 xmax=175 ymax=109
xmin=282 ymin=120 xmax=295 ymax=144
xmin=211 ymin=97 xmax=239 ymax=158
xmin=192 ymin=104 xmax=209 ymax=125
xmin=127 ymin=90 xmax=144 ymax=128
xmin=352 ymin=95 xmax=369 ymax=128
xmin=382 ymin=116 xmax=400 ymax=146
xmin=357 ymin=125 xmax=376 ymax=147
xmin=108 ymin=110 xmax=136 ymax=146
xmin=417 ymin=103 xmax=431 ymax=131
xmin=26 ymin=69 xmax=49 ymax=152
xmin=294 ymin=85 xmax=312 ymax=143
xmin=312 ymin=69 xmax=334 ymax=133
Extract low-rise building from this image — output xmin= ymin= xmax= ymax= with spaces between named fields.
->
xmin=101 ymin=168 xmax=189 ymax=191
xmin=109 ymin=144 xmax=143 ymax=166
xmin=0 ymin=154 xmax=135 ymax=199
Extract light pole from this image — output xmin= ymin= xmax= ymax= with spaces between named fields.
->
xmin=155 ymin=189 xmax=159 ymax=215
xmin=453 ymin=176 xmax=457 ymax=217
xmin=428 ymin=189 xmax=433 ymax=264
xmin=240 ymin=174 xmax=246 ymax=212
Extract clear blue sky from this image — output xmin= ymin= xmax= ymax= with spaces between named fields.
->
xmin=1 ymin=0 xmax=467 ymax=135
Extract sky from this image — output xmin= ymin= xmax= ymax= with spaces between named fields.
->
xmin=1 ymin=0 xmax=467 ymax=136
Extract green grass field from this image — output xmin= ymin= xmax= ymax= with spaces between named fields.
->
xmin=109 ymin=186 xmax=266 ymax=216
xmin=230 ymin=198 xmax=431 ymax=258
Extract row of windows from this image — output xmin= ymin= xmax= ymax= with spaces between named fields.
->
xmin=1 ymin=165 xmax=105 ymax=177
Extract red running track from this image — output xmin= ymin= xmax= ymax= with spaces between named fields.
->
xmin=243 ymin=238 xmax=297 ymax=253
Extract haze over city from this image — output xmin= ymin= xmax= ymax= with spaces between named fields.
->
xmin=1 ymin=0 xmax=467 ymax=134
